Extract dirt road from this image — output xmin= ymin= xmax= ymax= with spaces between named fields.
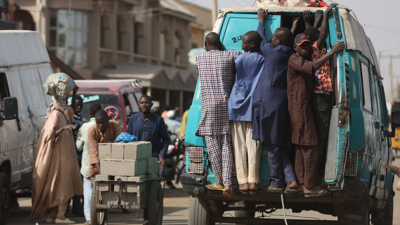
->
xmin=8 ymin=159 xmax=400 ymax=224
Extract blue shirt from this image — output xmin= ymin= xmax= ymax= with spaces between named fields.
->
xmin=228 ymin=52 xmax=264 ymax=121
xmin=127 ymin=113 xmax=170 ymax=158
xmin=252 ymin=22 xmax=294 ymax=146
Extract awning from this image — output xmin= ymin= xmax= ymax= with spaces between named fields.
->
xmin=96 ymin=61 xmax=198 ymax=92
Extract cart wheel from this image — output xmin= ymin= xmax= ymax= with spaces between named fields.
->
xmin=148 ymin=181 xmax=163 ymax=225
xmin=90 ymin=185 xmax=108 ymax=225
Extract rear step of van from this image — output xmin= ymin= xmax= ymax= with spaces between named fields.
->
xmin=216 ymin=217 xmax=338 ymax=224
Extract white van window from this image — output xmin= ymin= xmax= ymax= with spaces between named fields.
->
xmin=0 ymin=73 xmax=10 ymax=112
xmin=360 ymin=61 xmax=372 ymax=113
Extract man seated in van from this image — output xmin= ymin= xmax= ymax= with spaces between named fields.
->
xmin=196 ymin=32 xmax=241 ymax=197
xmin=76 ymin=103 xmax=102 ymax=225
xmin=292 ymin=4 xmax=337 ymax=185
xmin=228 ymin=31 xmax=263 ymax=194
xmin=253 ymin=9 xmax=298 ymax=192
xmin=88 ymin=110 xmax=122 ymax=178
xmin=287 ymin=33 xmax=344 ymax=197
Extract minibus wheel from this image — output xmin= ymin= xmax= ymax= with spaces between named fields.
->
xmin=188 ymin=196 xmax=213 ymax=225
xmin=234 ymin=201 xmax=255 ymax=225
xmin=371 ymin=191 xmax=393 ymax=225
xmin=0 ymin=173 xmax=10 ymax=225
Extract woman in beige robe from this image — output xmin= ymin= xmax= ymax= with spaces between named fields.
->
xmin=31 ymin=87 xmax=83 ymax=224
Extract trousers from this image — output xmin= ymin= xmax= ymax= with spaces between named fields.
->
xmin=48 ymin=201 xmax=68 ymax=219
xmin=311 ymin=93 xmax=332 ymax=177
xmin=204 ymin=134 xmax=233 ymax=186
xmin=231 ymin=121 xmax=261 ymax=185
xmin=265 ymin=141 xmax=296 ymax=188
xmin=83 ymin=177 xmax=93 ymax=222
xmin=294 ymin=144 xmax=318 ymax=189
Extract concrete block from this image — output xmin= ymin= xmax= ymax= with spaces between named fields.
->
xmin=146 ymin=157 xmax=158 ymax=174
xmin=99 ymin=143 xmax=112 ymax=159
xmin=127 ymin=183 xmax=139 ymax=193
xmin=127 ymin=175 xmax=146 ymax=182
xmin=101 ymin=159 xmax=147 ymax=176
xmin=146 ymin=173 xmax=158 ymax=179
xmin=95 ymin=175 xmax=114 ymax=181
xmin=99 ymin=183 xmax=109 ymax=192
xmin=111 ymin=143 xmax=124 ymax=159
xmin=124 ymin=142 xmax=152 ymax=160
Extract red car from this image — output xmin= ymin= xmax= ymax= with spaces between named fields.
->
xmin=74 ymin=80 xmax=143 ymax=131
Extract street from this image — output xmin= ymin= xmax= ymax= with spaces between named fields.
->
xmin=7 ymin=158 xmax=400 ymax=225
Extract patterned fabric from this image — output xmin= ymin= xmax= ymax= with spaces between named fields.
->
xmin=205 ymin=134 xmax=233 ymax=186
xmin=312 ymin=41 xmax=332 ymax=93
xmin=195 ymin=50 xmax=242 ymax=136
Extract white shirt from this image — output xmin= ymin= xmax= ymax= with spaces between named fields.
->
xmin=76 ymin=118 xmax=96 ymax=178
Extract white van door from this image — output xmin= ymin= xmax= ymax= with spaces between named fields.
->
xmin=2 ymin=69 xmax=35 ymax=186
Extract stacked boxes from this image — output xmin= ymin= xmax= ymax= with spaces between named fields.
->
xmin=95 ymin=142 xmax=158 ymax=209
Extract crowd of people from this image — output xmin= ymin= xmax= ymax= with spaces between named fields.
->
xmin=196 ymin=4 xmax=344 ymax=197
xmin=28 ymin=3 xmax=346 ymax=225
xmin=31 ymin=81 xmax=177 ymax=225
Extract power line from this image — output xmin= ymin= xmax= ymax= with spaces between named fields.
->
xmin=364 ymin=24 xmax=400 ymax=35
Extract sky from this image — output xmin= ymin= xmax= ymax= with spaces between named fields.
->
xmin=181 ymin=0 xmax=400 ymax=101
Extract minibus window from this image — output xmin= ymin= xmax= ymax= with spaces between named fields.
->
xmin=360 ymin=61 xmax=372 ymax=113
xmin=0 ymin=73 xmax=10 ymax=108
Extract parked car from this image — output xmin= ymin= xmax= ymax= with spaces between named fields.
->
xmin=182 ymin=6 xmax=394 ymax=225
xmin=73 ymin=80 xmax=142 ymax=132
xmin=0 ymin=31 xmax=54 ymax=224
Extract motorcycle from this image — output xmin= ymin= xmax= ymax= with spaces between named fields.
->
xmin=162 ymin=134 xmax=186 ymax=187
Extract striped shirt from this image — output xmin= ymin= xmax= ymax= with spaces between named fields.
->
xmin=195 ymin=50 xmax=242 ymax=136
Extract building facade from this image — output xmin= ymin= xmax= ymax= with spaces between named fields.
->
xmin=14 ymin=0 xmax=198 ymax=114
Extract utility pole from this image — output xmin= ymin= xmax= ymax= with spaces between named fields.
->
xmin=390 ymin=55 xmax=393 ymax=102
xmin=211 ymin=0 xmax=218 ymax=26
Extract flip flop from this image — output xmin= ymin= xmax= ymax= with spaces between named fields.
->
xmin=223 ymin=187 xmax=233 ymax=197
xmin=261 ymin=185 xmax=284 ymax=192
xmin=205 ymin=183 xmax=224 ymax=191
xmin=304 ymin=188 xmax=329 ymax=198
xmin=285 ymin=186 xmax=301 ymax=193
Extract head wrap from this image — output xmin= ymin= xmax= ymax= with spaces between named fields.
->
xmin=167 ymin=110 xmax=175 ymax=119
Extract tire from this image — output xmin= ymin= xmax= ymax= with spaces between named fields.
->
xmin=148 ymin=181 xmax=163 ymax=225
xmin=234 ymin=201 xmax=255 ymax=225
xmin=188 ymin=196 xmax=213 ymax=225
xmin=371 ymin=192 xmax=393 ymax=225
xmin=0 ymin=173 xmax=10 ymax=225
xmin=90 ymin=185 xmax=107 ymax=225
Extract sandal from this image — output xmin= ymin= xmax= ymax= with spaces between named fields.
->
xmin=249 ymin=183 xmax=258 ymax=195
xmin=285 ymin=185 xmax=301 ymax=193
xmin=262 ymin=185 xmax=284 ymax=192
xmin=223 ymin=186 xmax=233 ymax=197
xmin=205 ymin=183 xmax=224 ymax=191
xmin=304 ymin=188 xmax=328 ymax=198
xmin=239 ymin=184 xmax=249 ymax=194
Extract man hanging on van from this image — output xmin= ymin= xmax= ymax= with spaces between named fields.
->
xmin=31 ymin=78 xmax=83 ymax=224
xmin=228 ymin=31 xmax=263 ymax=194
xmin=253 ymin=9 xmax=298 ymax=192
xmin=195 ymin=32 xmax=241 ymax=197
xmin=287 ymin=33 xmax=344 ymax=197
xmin=291 ymin=4 xmax=337 ymax=185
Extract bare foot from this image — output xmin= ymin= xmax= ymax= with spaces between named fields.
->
xmin=288 ymin=181 xmax=298 ymax=189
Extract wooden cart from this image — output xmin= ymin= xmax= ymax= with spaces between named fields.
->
xmin=90 ymin=177 xmax=164 ymax=225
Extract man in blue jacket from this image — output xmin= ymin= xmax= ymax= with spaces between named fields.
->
xmin=127 ymin=95 xmax=170 ymax=225
xmin=252 ymin=8 xmax=297 ymax=192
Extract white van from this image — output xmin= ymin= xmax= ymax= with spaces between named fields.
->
xmin=0 ymin=31 xmax=53 ymax=223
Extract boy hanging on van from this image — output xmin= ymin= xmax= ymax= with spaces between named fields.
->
xmin=253 ymin=9 xmax=298 ymax=192
xmin=228 ymin=31 xmax=263 ymax=194
xmin=287 ymin=33 xmax=344 ymax=197
xmin=196 ymin=32 xmax=241 ymax=197
xmin=292 ymin=4 xmax=337 ymax=184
